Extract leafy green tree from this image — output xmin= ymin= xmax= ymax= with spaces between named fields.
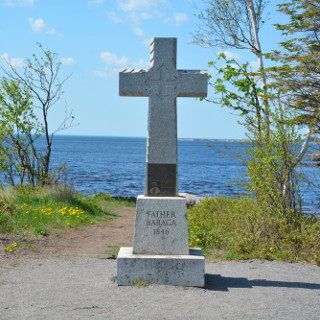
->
xmin=243 ymin=105 xmax=304 ymax=224
xmin=0 ymin=43 xmax=75 ymax=186
xmin=210 ymin=54 xmax=264 ymax=132
xmin=266 ymin=0 xmax=320 ymax=134
xmin=211 ymin=56 xmax=304 ymax=222
xmin=0 ymin=79 xmax=42 ymax=185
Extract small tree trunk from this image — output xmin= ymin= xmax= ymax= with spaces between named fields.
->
xmin=43 ymin=144 xmax=51 ymax=185
xmin=246 ymin=0 xmax=270 ymax=128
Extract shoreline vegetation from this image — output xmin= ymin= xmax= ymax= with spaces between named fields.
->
xmin=0 ymin=184 xmax=319 ymax=265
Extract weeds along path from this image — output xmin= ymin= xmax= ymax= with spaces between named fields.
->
xmin=0 ymin=206 xmax=136 ymax=266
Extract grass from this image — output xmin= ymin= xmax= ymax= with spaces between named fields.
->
xmin=130 ymin=278 xmax=150 ymax=288
xmin=97 ymin=245 xmax=121 ymax=259
xmin=2 ymin=183 xmax=319 ymax=266
xmin=188 ymin=196 xmax=320 ymax=265
xmin=0 ymin=184 xmax=132 ymax=238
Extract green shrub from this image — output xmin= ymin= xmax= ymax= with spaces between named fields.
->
xmin=188 ymin=196 xmax=320 ymax=264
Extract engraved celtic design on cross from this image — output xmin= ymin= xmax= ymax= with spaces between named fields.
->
xmin=145 ymin=64 xmax=178 ymax=98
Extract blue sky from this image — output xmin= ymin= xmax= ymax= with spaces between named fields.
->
xmin=0 ymin=0 xmax=285 ymax=139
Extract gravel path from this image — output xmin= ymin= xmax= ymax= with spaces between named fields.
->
xmin=1 ymin=256 xmax=319 ymax=320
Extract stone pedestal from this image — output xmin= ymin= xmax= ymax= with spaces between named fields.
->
xmin=117 ymin=247 xmax=205 ymax=287
xmin=117 ymin=195 xmax=205 ymax=287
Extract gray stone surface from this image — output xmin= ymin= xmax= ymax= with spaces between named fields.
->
xmin=119 ymin=37 xmax=207 ymax=196
xmin=117 ymin=247 xmax=205 ymax=287
xmin=1 ymin=256 xmax=320 ymax=320
xmin=133 ymin=195 xmax=189 ymax=255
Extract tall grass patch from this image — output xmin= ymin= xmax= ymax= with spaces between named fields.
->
xmin=0 ymin=184 xmax=124 ymax=236
xmin=188 ymin=196 xmax=320 ymax=265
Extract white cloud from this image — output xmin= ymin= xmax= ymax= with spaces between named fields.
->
xmin=106 ymin=11 xmax=123 ymax=23
xmin=142 ymin=38 xmax=151 ymax=46
xmin=94 ymin=70 xmax=109 ymax=78
xmin=61 ymin=57 xmax=75 ymax=65
xmin=129 ymin=12 xmax=142 ymax=25
xmin=96 ymin=51 xmax=149 ymax=78
xmin=4 ymin=0 xmax=33 ymax=6
xmin=88 ymin=0 xmax=104 ymax=7
xmin=218 ymin=50 xmax=242 ymax=60
xmin=101 ymin=51 xmax=129 ymax=67
xmin=1 ymin=53 xmax=24 ymax=68
xmin=118 ymin=0 xmax=167 ymax=12
xmin=132 ymin=26 xmax=144 ymax=36
xmin=174 ymin=13 xmax=188 ymax=26
xmin=162 ymin=17 xmax=171 ymax=24
xmin=140 ymin=12 xmax=153 ymax=20
xmin=249 ymin=60 xmax=260 ymax=71
xmin=28 ymin=17 xmax=61 ymax=36
xmin=132 ymin=58 xmax=149 ymax=69
xmin=106 ymin=0 xmax=171 ymax=39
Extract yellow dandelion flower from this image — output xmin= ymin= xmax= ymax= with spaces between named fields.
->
xmin=196 ymin=238 xmax=200 ymax=242
xmin=270 ymin=247 xmax=273 ymax=251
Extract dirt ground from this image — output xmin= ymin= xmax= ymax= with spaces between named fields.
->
xmin=0 ymin=205 xmax=136 ymax=266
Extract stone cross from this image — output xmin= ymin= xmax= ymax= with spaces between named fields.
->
xmin=119 ymin=38 xmax=207 ymax=197
xmin=117 ymin=38 xmax=207 ymax=286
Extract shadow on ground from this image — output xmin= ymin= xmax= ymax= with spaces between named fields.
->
xmin=205 ymin=274 xmax=320 ymax=291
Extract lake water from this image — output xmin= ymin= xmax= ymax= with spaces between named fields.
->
xmin=43 ymin=135 xmax=319 ymax=213
xmin=1 ymin=135 xmax=319 ymax=213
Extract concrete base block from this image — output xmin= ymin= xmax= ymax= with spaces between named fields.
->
xmin=117 ymin=247 xmax=205 ymax=287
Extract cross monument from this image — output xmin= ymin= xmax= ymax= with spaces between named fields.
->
xmin=117 ymin=38 xmax=207 ymax=287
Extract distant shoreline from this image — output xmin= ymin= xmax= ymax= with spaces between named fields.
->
xmin=178 ymin=138 xmax=247 ymax=142
xmin=52 ymin=134 xmax=247 ymax=142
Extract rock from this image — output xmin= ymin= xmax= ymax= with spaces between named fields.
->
xmin=308 ymin=151 xmax=320 ymax=162
xmin=179 ymin=193 xmax=204 ymax=207
xmin=109 ymin=194 xmax=205 ymax=207
xmin=110 ymin=195 xmax=137 ymax=203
